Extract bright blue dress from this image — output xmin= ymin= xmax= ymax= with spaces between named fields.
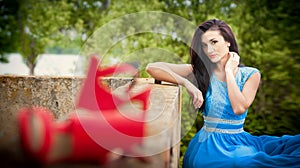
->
xmin=183 ymin=67 xmax=300 ymax=168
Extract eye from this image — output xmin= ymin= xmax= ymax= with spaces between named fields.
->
xmin=211 ymin=40 xmax=217 ymax=45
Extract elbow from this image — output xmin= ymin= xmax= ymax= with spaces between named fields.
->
xmin=145 ymin=63 xmax=154 ymax=74
xmin=232 ymin=99 xmax=251 ymax=115
xmin=146 ymin=62 xmax=160 ymax=76
xmin=232 ymin=106 xmax=247 ymax=115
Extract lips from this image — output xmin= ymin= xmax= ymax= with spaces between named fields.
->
xmin=209 ymin=54 xmax=217 ymax=59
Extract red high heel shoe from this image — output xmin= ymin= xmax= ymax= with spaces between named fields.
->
xmin=18 ymin=55 xmax=152 ymax=165
xmin=77 ymin=55 xmax=150 ymax=112
xmin=18 ymin=107 xmax=118 ymax=165
xmin=75 ymin=55 xmax=151 ymax=156
xmin=18 ymin=107 xmax=56 ymax=165
xmin=18 ymin=104 xmax=151 ymax=165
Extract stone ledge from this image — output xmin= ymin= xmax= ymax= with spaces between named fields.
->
xmin=0 ymin=76 xmax=181 ymax=168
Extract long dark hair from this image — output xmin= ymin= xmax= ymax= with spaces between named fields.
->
xmin=190 ymin=19 xmax=239 ymax=110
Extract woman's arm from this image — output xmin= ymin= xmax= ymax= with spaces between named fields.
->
xmin=225 ymin=53 xmax=261 ymax=115
xmin=146 ymin=62 xmax=204 ymax=109
xmin=146 ymin=62 xmax=192 ymax=85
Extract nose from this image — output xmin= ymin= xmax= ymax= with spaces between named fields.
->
xmin=207 ymin=44 xmax=214 ymax=53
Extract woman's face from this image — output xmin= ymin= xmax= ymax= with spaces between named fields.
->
xmin=201 ymin=30 xmax=230 ymax=63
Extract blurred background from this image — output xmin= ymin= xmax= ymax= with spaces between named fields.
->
xmin=1 ymin=0 xmax=299 ymax=166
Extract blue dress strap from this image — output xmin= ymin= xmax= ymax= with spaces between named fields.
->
xmin=238 ymin=67 xmax=260 ymax=87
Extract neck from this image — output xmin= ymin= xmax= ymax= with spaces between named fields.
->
xmin=214 ymin=53 xmax=230 ymax=72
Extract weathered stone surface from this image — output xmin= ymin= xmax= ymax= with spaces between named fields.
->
xmin=0 ymin=75 xmax=181 ymax=168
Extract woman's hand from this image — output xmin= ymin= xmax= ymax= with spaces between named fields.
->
xmin=225 ymin=52 xmax=240 ymax=74
xmin=146 ymin=62 xmax=203 ymax=108
xmin=184 ymin=81 xmax=204 ymax=109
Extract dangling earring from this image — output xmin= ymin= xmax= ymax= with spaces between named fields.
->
xmin=227 ymin=43 xmax=230 ymax=47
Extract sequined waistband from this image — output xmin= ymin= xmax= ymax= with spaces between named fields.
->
xmin=203 ymin=116 xmax=245 ymax=125
xmin=203 ymin=116 xmax=245 ymax=134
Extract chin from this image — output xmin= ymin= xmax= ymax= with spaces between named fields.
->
xmin=210 ymin=57 xmax=221 ymax=63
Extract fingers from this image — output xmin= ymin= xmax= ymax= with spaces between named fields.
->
xmin=185 ymin=83 xmax=204 ymax=109
xmin=193 ymin=92 xmax=204 ymax=109
xmin=228 ymin=52 xmax=240 ymax=68
xmin=229 ymin=52 xmax=240 ymax=62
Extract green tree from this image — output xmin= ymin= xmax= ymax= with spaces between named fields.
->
xmin=229 ymin=0 xmax=300 ymax=135
xmin=17 ymin=0 xmax=72 ymax=75
xmin=0 ymin=0 xmax=20 ymax=63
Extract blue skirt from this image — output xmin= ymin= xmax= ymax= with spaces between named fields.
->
xmin=183 ymin=128 xmax=300 ymax=168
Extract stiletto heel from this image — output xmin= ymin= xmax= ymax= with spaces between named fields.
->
xmin=130 ymin=88 xmax=151 ymax=112
xmin=77 ymin=55 xmax=138 ymax=111
xmin=77 ymin=55 xmax=151 ymax=113
xmin=18 ymin=107 xmax=54 ymax=165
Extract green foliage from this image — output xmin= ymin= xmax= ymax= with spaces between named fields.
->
xmin=14 ymin=0 xmax=74 ymax=74
xmin=0 ymin=0 xmax=20 ymax=60
xmin=229 ymin=0 xmax=300 ymax=136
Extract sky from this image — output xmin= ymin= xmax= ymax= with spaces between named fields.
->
xmin=0 ymin=54 xmax=85 ymax=76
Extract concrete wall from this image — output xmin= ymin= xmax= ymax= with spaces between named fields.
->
xmin=0 ymin=75 xmax=181 ymax=167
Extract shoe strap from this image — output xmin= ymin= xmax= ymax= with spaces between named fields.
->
xmin=96 ymin=64 xmax=137 ymax=77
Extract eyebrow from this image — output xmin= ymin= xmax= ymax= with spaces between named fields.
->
xmin=202 ymin=38 xmax=217 ymax=44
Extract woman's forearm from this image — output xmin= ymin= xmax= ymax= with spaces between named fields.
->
xmin=146 ymin=62 xmax=190 ymax=86
xmin=146 ymin=62 xmax=204 ymax=109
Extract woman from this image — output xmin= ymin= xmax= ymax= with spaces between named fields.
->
xmin=146 ymin=19 xmax=300 ymax=167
